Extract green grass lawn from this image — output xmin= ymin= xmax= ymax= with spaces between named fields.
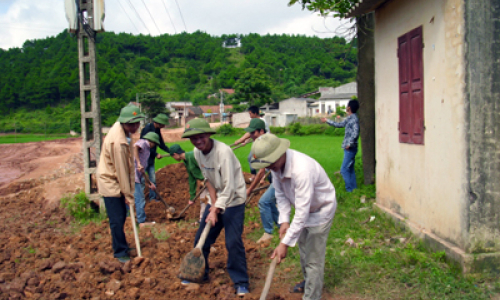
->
xmin=0 ymin=134 xmax=72 ymax=144
xmin=156 ymin=134 xmax=498 ymax=299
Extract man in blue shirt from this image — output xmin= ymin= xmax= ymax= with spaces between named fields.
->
xmin=322 ymin=100 xmax=360 ymax=192
xmin=140 ymin=113 xmax=170 ymax=201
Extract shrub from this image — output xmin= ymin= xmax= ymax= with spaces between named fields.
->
xmin=286 ymin=122 xmax=302 ymax=135
xmin=270 ymin=126 xmax=285 ymax=135
xmin=60 ymin=192 xmax=101 ymax=222
xmin=216 ymin=124 xmax=245 ymax=136
xmin=325 ymin=126 xmax=345 ymax=136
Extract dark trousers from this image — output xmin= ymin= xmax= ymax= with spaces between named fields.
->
xmin=103 ymin=196 xmax=129 ymax=258
xmin=194 ymin=203 xmax=249 ymax=289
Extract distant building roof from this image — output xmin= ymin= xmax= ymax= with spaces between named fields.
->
xmin=188 ymin=106 xmax=204 ymax=115
xmin=319 ymin=82 xmax=357 ymax=100
xmin=280 ymin=97 xmax=316 ymax=103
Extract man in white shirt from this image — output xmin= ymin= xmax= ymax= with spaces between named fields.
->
xmin=251 ymin=133 xmax=337 ymax=300
xmin=180 ymin=118 xmax=250 ymax=296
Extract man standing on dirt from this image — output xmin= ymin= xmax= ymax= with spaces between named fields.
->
xmin=140 ymin=113 xmax=170 ymax=201
xmin=321 ymin=100 xmax=360 ymax=192
xmin=233 ymin=106 xmax=270 ymax=182
xmin=181 ymin=118 xmax=250 ymax=296
xmin=168 ymin=144 xmax=206 ymax=222
xmin=245 ymin=118 xmax=279 ymax=243
xmin=133 ymin=132 xmax=160 ymax=228
xmin=97 ymin=104 xmax=145 ymax=263
xmin=251 ymin=133 xmax=337 ymax=300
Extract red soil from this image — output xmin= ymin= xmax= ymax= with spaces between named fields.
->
xmin=0 ymin=138 xmax=360 ymax=300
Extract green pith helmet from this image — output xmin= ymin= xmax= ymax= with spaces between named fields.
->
xmin=244 ymin=118 xmax=266 ymax=133
xmin=169 ymin=144 xmax=185 ymax=156
xmin=153 ymin=113 xmax=169 ymax=125
xmin=181 ymin=118 xmax=216 ymax=138
xmin=118 ymin=104 xmax=145 ymax=123
xmin=143 ymin=132 xmax=160 ymax=145
xmin=250 ymin=133 xmax=290 ymax=169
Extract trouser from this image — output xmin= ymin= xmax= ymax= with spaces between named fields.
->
xmin=247 ymin=152 xmax=256 ymax=175
xmin=258 ymin=183 xmax=279 ymax=234
xmin=103 ymin=196 xmax=129 ymax=258
xmin=340 ymin=147 xmax=358 ymax=192
xmin=298 ymin=218 xmax=334 ymax=300
xmin=145 ymin=163 xmax=157 ymax=200
xmin=194 ymin=203 xmax=249 ymax=289
xmin=134 ymin=177 xmax=147 ymax=224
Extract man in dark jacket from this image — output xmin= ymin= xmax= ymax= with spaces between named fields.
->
xmin=140 ymin=113 xmax=170 ymax=201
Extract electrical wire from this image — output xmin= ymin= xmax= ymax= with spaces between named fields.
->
xmin=173 ymin=0 xmax=187 ymax=32
xmin=140 ymin=0 xmax=162 ymax=35
xmin=161 ymin=0 xmax=177 ymax=34
xmin=114 ymin=0 xmax=141 ymax=33
xmin=125 ymin=0 xmax=151 ymax=35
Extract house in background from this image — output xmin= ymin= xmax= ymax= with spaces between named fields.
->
xmin=166 ymin=101 xmax=192 ymax=119
xmin=348 ymin=0 xmax=500 ymax=272
xmin=316 ymin=82 xmax=357 ymax=115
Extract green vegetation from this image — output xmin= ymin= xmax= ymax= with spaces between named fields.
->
xmin=1 ymin=31 xmax=356 ymax=133
xmin=60 ymin=192 xmax=104 ymax=224
xmin=0 ymin=133 xmax=72 ymax=144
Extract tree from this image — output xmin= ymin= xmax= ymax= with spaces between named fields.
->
xmin=233 ymin=68 xmax=272 ymax=107
xmin=140 ymin=92 xmax=165 ymax=123
xmin=289 ymin=0 xmax=376 ymax=185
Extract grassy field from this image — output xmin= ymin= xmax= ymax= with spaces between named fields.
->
xmin=157 ymin=134 xmax=498 ymax=299
xmin=0 ymin=133 xmax=72 ymax=144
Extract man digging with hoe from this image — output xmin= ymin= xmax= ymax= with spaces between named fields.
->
xmin=97 ymin=104 xmax=145 ymax=263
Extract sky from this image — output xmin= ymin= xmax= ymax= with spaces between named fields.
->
xmin=0 ymin=0 xmax=350 ymax=50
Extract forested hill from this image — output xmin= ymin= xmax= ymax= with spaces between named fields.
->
xmin=0 ymin=30 xmax=356 ymax=115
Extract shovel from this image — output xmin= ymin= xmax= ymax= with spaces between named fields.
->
xmin=171 ymin=182 xmax=207 ymax=221
xmin=260 ymin=257 xmax=278 ymax=300
xmin=231 ymin=141 xmax=252 ymax=151
xmin=178 ymin=220 xmax=212 ymax=282
xmin=144 ymin=173 xmax=176 ymax=215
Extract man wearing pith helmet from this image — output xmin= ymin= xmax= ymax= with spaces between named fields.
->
xmin=180 ymin=118 xmax=250 ymax=296
xmin=140 ymin=113 xmax=170 ymax=202
xmin=250 ymin=133 xmax=337 ymax=300
xmin=97 ymin=104 xmax=145 ymax=263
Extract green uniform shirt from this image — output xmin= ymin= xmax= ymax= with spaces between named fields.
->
xmin=184 ymin=151 xmax=205 ymax=200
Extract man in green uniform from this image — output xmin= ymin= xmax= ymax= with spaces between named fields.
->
xmin=169 ymin=144 xmax=206 ymax=221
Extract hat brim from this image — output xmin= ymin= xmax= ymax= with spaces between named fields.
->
xmin=144 ymin=136 xmax=160 ymax=144
xmin=181 ymin=128 xmax=216 ymax=138
xmin=244 ymin=127 xmax=258 ymax=133
xmin=250 ymin=138 xmax=290 ymax=169
xmin=153 ymin=117 xmax=169 ymax=125
xmin=118 ymin=113 xmax=146 ymax=123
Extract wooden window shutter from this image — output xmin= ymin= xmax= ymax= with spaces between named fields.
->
xmin=398 ymin=26 xmax=424 ymax=145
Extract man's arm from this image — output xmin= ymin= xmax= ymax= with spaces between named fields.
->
xmin=246 ymin=168 xmax=267 ymax=197
xmin=280 ymin=172 xmax=315 ymax=247
xmin=133 ymin=144 xmax=144 ymax=174
xmin=157 ymin=131 xmax=169 ymax=153
xmin=324 ymin=117 xmax=348 ymax=128
xmin=114 ymin=143 xmax=134 ymax=205
xmin=234 ymin=132 xmax=252 ymax=145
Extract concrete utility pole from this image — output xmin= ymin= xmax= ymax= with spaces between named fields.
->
xmin=66 ymin=0 xmax=104 ymax=202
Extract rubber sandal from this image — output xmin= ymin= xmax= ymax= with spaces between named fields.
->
xmin=292 ymin=280 xmax=305 ymax=293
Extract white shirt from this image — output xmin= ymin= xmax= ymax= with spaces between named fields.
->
xmin=261 ymin=117 xmax=270 ymax=133
xmin=273 ymin=149 xmax=337 ymax=247
xmin=194 ymin=140 xmax=246 ymax=211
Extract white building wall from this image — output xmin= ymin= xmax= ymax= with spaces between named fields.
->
xmin=375 ymin=0 xmax=467 ymax=248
